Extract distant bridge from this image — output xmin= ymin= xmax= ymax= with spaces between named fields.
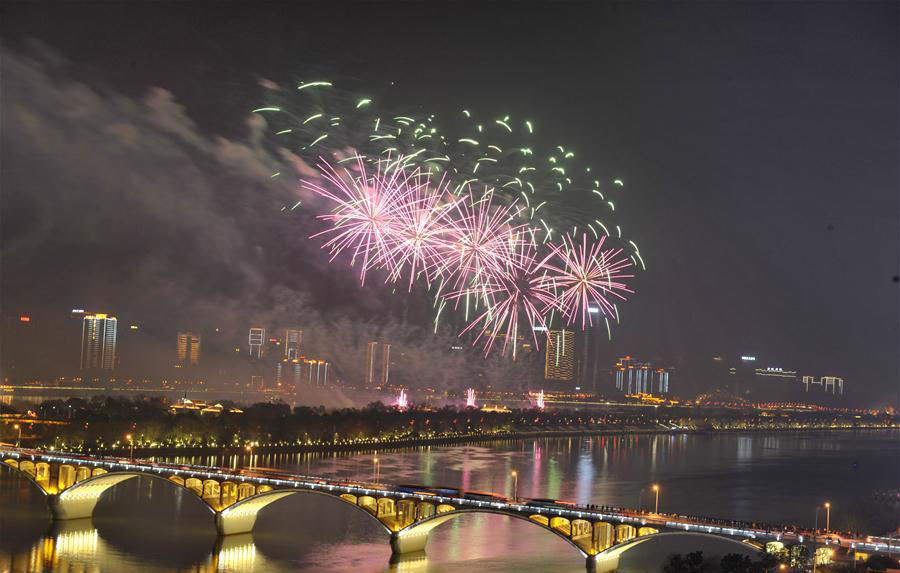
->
xmin=0 ymin=447 xmax=887 ymax=571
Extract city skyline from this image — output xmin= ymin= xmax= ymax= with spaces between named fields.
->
xmin=0 ymin=306 xmax=860 ymax=408
xmin=1 ymin=3 xmax=897 ymax=408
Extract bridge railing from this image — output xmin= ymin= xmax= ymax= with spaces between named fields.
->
xmin=1 ymin=447 xmax=875 ymax=549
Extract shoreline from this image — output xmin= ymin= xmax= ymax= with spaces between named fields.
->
xmin=51 ymin=424 xmax=896 ymax=459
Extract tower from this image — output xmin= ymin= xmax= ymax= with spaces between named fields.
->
xmin=381 ymin=343 xmax=391 ymax=386
xmin=177 ymin=332 xmax=200 ymax=366
xmin=284 ymin=329 xmax=302 ymax=360
xmin=80 ymin=314 xmax=117 ymax=370
xmin=365 ymin=341 xmax=378 ymax=386
xmin=249 ymin=327 xmax=265 ymax=359
xmin=544 ymin=329 xmax=575 ymax=382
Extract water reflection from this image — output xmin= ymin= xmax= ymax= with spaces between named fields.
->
xmin=1 ymin=431 xmax=897 ymax=573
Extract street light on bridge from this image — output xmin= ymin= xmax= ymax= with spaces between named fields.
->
xmin=511 ymin=470 xmax=518 ymax=501
xmin=13 ymin=424 xmax=21 ymax=447
xmin=373 ymin=453 xmax=380 ymax=483
xmin=245 ymin=444 xmax=253 ymax=467
xmin=125 ymin=433 xmax=134 ymax=461
xmin=652 ymin=484 xmax=660 ymax=514
xmin=824 ymin=502 xmax=831 ymax=532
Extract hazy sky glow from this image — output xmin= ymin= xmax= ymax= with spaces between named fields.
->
xmin=1 ymin=2 xmax=897 ymax=406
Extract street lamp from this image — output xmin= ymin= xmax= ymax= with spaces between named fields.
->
xmin=824 ymin=502 xmax=831 ymax=532
xmin=245 ymin=444 xmax=253 ymax=467
xmin=652 ymin=484 xmax=660 ymax=514
xmin=126 ymin=433 xmax=134 ymax=460
xmin=511 ymin=470 xmax=518 ymax=501
xmin=373 ymin=453 xmax=380 ymax=482
xmin=13 ymin=424 xmax=21 ymax=447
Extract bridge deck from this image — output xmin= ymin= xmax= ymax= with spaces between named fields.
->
xmin=0 ymin=446 xmax=889 ymax=558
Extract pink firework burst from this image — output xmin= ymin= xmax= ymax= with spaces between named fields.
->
xmin=376 ymin=171 xmax=458 ymax=290
xmin=440 ymin=189 xmax=525 ymax=292
xmin=541 ymin=233 xmax=634 ymax=328
xmin=303 ymin=157 xmax=415 ymax=285
xmin=447 ymin=230 xmax=556 ymax=357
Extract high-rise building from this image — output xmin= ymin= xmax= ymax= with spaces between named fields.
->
xmin=249 ymin=327 xmax=265 ymax=359
xmin=284 ymin=329 xmax=302 ymax=360
xmin=381 ymin=343 xmax=392 ymax=386
xmin=177 ymin=332 xmax=201 ymax=365
xmin=615 ymin=357 xmax=670 ymax=394
xmin=81 ymin=313 xmax=117 ymax=370
xmin=545 ymin=329 xmax=575 ymax=381
xmin=615 ymin=356 xmax=635 ymax=392
xmin=803 ymin=375 xmax=844 ymax=395
xmin=365 ymin=341 xmax=378 ymax=385
xmin=822 ymin=376 xmax=844 ymax=395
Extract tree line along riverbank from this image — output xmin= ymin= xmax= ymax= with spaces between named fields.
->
xmin=1 ymin=395 xmax=895 ymax=456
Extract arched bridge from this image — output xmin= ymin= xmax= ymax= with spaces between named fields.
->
xmin=0 ymin=447 xmax=872 ymax=572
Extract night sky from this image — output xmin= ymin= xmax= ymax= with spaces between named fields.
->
xmin=1 ymin=2 xmax=897 ymax=406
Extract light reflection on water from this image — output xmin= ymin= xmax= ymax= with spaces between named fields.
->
xmin=1 ymin=431 xmax=897 ymax=572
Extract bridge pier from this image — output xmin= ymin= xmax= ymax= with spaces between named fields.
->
xmin=48 ymin=474 xmax=138 ymax=520
xmin=589 ymin=553 xmax=620 ymax=573
xmin=390 ymin=530 xmax=429 ymax=555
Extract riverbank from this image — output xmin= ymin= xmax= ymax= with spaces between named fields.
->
xmin=56 ymin=423 xmax=897 ymax=458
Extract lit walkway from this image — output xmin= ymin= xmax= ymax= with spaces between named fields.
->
xmin=0 ymin=447 xmax=890 ymax=571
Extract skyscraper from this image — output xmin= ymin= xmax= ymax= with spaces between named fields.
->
xmin=365 ymin=341 xmax=378 ymax=385
xmin=544 ymin=329 xmax=575 ymax=381
xmin=249 ymin=327 xmax=265 ymax=359
xmin=615 ymin=356 xmax=635 ymax=392
xmin=822 ymin=376 xmax=844 ymax=395
xmin=284 ymin=329 xmax=302 ymax=360
xmin=381 ymin=343 xmax=391 ymax=386
xmin=81 ymin=313 xmax=117 ymax=370
xmin=177 ymin=332 xmax=201 ymax=365
xmin=615 ymin=357 xmax=670 ymax=394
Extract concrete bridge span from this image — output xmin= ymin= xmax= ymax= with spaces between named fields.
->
xmin=2 ymin=447 xmax=877 ymax=571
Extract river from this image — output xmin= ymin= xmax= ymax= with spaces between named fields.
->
xmin=1 ymin=430 xmax=897 ymax=572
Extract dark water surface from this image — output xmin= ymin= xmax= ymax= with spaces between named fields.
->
xmin=2 ymin=430 xmax=897 ymax=572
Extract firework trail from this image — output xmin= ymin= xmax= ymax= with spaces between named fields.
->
xmin=376 ymin=170 xmax=457 ymax=290
xmin=252 ymin=80 xmax=642 ymax=259
xmin=301 ymin=156 xmax=412 ymax=285
xmin=446 ymin=230 xmax=556 ymax=357
xmin=540 ymin=233 xmax=634 ymax=328
xmin=267 ymin=81 xmax=642 ymax=354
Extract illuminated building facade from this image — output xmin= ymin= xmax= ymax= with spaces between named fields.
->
xmin=803 ymin=375 xmax=844 ymax=395
xmin=176 ymin=332 xmax=200 ymax=365
xmin=754 ymin=367 xmax=797 ymax=380
xmin=545 ymin=329 xmax=575 ymax=381
xmin=728 ymin=355 xmax=757 ymax=397
xmin=283 ymin=329 xmax=302 ymax=360
xmin=381 ymin=343 xmax=391 ymax=386
xmin=275 ymin=359 xmax=301 ymax=388
xmin=366 ymin=341 xmax=378 ymax=385
xmin=80 ymin=314 xmax=117 ymax=370
xmin=248 ymin=328 xmax=265 ymax=359
xmin=615 ymin=356 xmax=670 ymax=394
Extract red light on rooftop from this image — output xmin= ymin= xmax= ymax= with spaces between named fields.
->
xmin=19 ymin=316 xmax=31 ymax=322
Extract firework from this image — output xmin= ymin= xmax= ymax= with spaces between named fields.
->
xmin=375 ymin=170 xmax=457 ymax=290
xmin=280 ymin=82 xmax=643 ymax=353
xmin=465 ymin=388 xmax=476 ymax=408
xmin=541 ymin=233 xmax=634 ymax=328
xmin=253 ymin=81 xmax=640 ymax=255
xmin=302 ymin=157 xmax=412 ymax=285
xmin=447 ymin=230 xmax=557 ymax=356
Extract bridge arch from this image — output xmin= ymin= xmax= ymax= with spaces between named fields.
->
xmin=48 ymin=471 xmax=217 ymax=520
xmin=591 ymin=531 xmax=764 ymax=573
xmin=2 ymin=457 xmax=53 ymax=507
xmin=391 ymin=507 xmax=596 ymax=557
xmin=216 ymin=488 xmax=394 ymax=536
